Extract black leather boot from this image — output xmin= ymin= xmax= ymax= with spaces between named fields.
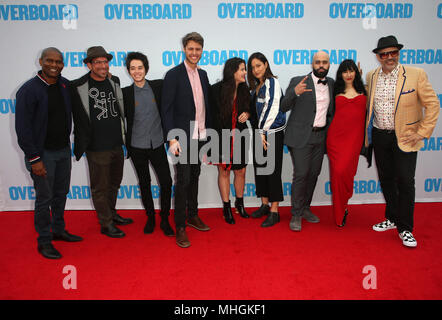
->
xmin=261 ymin=212 xmax=280 ymax=227
xmin=251 ymin=204 xmax=270 ymax=218
xmin=234 ymin=197 xmax=249 ymax=218
xmin=223 ymin=202 xmax=235 ymax=224
xmin=160 ymin=212 xmax=175 ymax=236
xmin=144 ymin=213 xmax=155 ymax=234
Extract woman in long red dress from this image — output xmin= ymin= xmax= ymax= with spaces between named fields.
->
xmin=326 ymin=59 xmax=367 ymax=227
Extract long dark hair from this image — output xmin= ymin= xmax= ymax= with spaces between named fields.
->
xmin=333 ymin=59 xmax=366 ymax=97
xmin=247 ymin=52 xmax=276 ymax=92
xmin=220 ymin=57 xmax=250 ymax=125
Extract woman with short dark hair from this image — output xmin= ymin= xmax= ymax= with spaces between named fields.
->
xmin=326 ymin=59 xmax=367 ymax=227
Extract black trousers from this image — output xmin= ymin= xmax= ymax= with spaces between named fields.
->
xmin=129 ymin=145 xmax=172 ymax=217
xmin=173 ymin=140 xmax=205 ymax=228
xmin=253 ymin=130 xmax=284 ymax=203
xmin=372 ymin=127 xmax=417 ymax=233
xmin=289 ymin=129 xmax=326 ymax=216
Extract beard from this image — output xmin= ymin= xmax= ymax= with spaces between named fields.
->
xmin=313 ymin=67 xmax=329 ymax=79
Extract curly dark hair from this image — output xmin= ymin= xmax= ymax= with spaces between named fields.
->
xmin=219 ymin=57 xmax=250 ymax=125
xmin=333 ymin=59 xmax=366 ymax=97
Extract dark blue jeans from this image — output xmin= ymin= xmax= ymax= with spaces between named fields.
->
xmin=26 ymin=147 xmax=71 ymax=245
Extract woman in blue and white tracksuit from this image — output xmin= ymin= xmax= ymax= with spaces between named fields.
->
xmin=247 ymin=52 xmax=286 ymax=228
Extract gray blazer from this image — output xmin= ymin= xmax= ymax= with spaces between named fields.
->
xmin=280 ymin=72 xmax=335 ymax=148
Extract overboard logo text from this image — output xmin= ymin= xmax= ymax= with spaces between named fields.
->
xmin=399 ymin=49 xmax=442 ymax=65
xmin=0 ymin=99 xmax=15 ymax=114
xmin=104 ymin=3 xmax=191 ymax=20
xmin=424 ymin=178 xmax=442 ymax=192
xmin=62 ymin=51 xmax=130 ymax=67
xmin=329 ymin=2 xmax=412 ymax=18
xmin=420 ymin=137 xmax=442 ymax=151
xmin=218 ymin=2 xmax=304 ymax=19
xmin=162 ymin=50 xmax=248 ymax=66
xmin=274 ymin=49 xmax=357 ymax=65
xmin=0 ymin=4 xmax=78 ymax=20
xmin=325 ymin=180 xmax=382 ymax=195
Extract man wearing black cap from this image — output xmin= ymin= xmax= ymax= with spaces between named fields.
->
xmin=365 ymin=36 xmax=440 ymax=248
xmin=71 ymin=46 xmax=133 ymax=238
xmin=15 ymin=47 xmax=83 ymax=259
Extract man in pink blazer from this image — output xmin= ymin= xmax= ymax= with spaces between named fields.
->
xmin=365 ymin=35 xmax=440 ymax=248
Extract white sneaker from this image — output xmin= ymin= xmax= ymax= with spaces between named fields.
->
xmin=399 ymin=231 xmax=417 ymax=248
xmin=372 ymin=219 xmax=396 ymax=232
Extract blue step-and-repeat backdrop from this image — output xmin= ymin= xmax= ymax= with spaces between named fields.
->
xmin=0 ymin=0 xmax=441 ymax=211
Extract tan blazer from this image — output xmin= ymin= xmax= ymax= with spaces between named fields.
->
xmin=365 ymin=65 xmax=440 ymax=152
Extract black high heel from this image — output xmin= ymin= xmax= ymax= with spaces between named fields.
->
xmin=223 ymin=202 xmax=235 ymax=224
xmin=234 ymin=197 xmax=249 ymax=218
xmin=338 ymin=209 xmax=348 ymax=227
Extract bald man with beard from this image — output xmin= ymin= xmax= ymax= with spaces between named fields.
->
xmin=280 ymin=51 xmax=335 ymax=232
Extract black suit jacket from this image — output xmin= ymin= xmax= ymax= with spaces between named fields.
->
xmin=161 ymin=62 xmax=211 ymax=143
xmin=122 ymin=79 xmax=164 ymax=153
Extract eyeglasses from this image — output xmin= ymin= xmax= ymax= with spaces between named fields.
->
xmin=92 ymin=60 xmax=109 ymax=65
xmin=378 ymin=50 xmax=399 ymax=60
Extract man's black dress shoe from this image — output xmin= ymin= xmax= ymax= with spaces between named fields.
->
xmin=38 ymin=243 xmax=62 ymax=259
xmin=53 ymin=230 xmax=83 ymax=242
xmin=144 ymin=215 xmax=155 ymax=234
xmin=160 ymin=217 xmax=175 ymax=237
xmin=113 ymin=214 xmax=133 ymax=225
xmin=101 ymin=224 xmax=125 ymax=238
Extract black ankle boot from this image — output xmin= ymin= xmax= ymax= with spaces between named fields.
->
xmin=234 ymin=197 xmax=249 ymax=218
xmin=144 ymin=214 xmax=155 ymax=234
xmin=251 ymin=204 xmax=270 ymax=218
xmin=261 ymin=212 xmax=280 ymax=227
xmin=160 ymin=212 xmax=175 ymax=236
xmin=223 ymin=202 xmax=235 ymax=224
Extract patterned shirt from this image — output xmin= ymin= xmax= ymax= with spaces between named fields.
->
xmin=373 ymin=64 xmax=400 ymax=130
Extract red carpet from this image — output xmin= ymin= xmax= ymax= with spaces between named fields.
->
xmin=0 ymin=203 xmax=441 ymax=300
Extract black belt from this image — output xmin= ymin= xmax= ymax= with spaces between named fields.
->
xmin=373 ymin=127 xmax=395 ymax=134
xmin=312 ymin=126 xmax=326 ymax=132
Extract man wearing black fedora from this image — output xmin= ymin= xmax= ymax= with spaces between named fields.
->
xmin=71 ymin=46 xmax=133 ymax=238
xmin=364 ymin=36 xmax=440 ymax=248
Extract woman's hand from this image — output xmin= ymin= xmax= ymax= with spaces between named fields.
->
xmin=238 ymin=112 xmax=250 ymax=123
xmin=261 ymin=134 xmax=269 ymax=151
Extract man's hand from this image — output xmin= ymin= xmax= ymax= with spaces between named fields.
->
xmin=31 ymin=161 xmax=47 ymax=177
xmin=169 ymin=139 xmax=182 ymax=156
xmin=400 ymin=132 xmax=424 ymax=146
xmin=294 ymin=76 xmax=312 ymax=96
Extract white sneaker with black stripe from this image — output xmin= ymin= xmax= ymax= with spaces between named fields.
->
xmin=372 ymin=219 xmax=396 ymax=232
xmin=399 ymin=231 xmax=417 ymax=248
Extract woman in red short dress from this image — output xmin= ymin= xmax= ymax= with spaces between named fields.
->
xmin=326 ymin=59 xmax=367 ymax=227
